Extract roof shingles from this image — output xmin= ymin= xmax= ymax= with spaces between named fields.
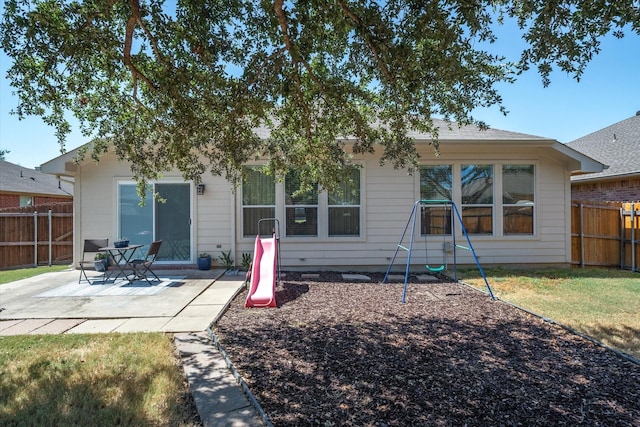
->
xmin=567 ymin=113 xmax=640 ymax=181
xmin=0 ymin=160 xmax=73 ymax=196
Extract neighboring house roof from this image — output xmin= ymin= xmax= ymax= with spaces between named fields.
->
xmin=41 ymin=118 xmax=604 ymax=176
xmin=567 ymin=113 xmax=640 ymax=182
xmin=0 ymin=159 xmax=73 ymax=197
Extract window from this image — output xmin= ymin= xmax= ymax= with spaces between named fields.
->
xmin=420 ymin=166 xmax=452 ymax=235
xmin=502 ymin=165 xmax=534 ymax=235
xmin=19 ymin=196 xmax=33 ymax=207
xmin=242 ymin=167 xmax=275 ymax=237
xmin=328 ymin=168 xmax=360 ymax=236
xmin=461 ymin=164 xmax=493 ymax=235
xmin=285 ymin=171 xmax=318 ymax=236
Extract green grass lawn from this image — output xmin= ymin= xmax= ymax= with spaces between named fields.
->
xmin=0 ymin=333 xmax=198 ymax=426
xmin=458 ymin=267 xmax=640 ymax=360
xmin=0 ymin=265 xmax=70 ymax=285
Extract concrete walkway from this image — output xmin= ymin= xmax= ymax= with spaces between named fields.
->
xmin=0 ymin=268 xmax=265 ymax=426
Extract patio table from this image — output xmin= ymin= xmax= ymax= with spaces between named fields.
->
xmin=99 ymin=244 xmax=144 ymax=283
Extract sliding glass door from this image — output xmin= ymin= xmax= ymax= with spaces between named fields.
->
xmin=118 ymin=182 xmax=192 ymax=262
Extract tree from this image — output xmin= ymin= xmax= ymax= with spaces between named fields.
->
xmin=0 ymin=149 xmax=9 ymax=160
xmin=2 ymin=0 xmax=638 ymax=193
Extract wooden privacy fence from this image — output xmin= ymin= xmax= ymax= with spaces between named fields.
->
xmin=0 ymin=203 xmax=73 ymax=270
xmin=572 ymin=200 xmax=640 ymax=271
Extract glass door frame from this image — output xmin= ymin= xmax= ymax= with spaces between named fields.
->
xmin=116 ymin=179 xmax=194 ymax=264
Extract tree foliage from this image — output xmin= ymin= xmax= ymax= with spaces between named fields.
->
xmin=2 ymin=0 xmax=638 ymax=192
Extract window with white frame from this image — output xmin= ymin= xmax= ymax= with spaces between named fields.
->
xmin=285 ymin=171 xmax=318 ymax=237
xmin=502 ymin=164 xmax=534 ymax=235
xmin=461 ymin=164 xmax=493 ymax=235
xmin=242 ymin=167 xmax=275 ymax=237
xmin=419 ymin=165 xmax=452 ymax=235
xmin=242 ymin=166 xmax=362 ymax=239
xmin=328 ymin=168 xmax=361 ymax=237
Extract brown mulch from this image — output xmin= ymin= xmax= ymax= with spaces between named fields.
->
xmin=214 ymin=272 xmax=640 ymax=426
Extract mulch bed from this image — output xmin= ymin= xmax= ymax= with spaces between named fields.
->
xmin=214 ymin=272 xmax=640 ymax=426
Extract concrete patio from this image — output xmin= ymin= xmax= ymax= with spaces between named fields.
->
xmin=0 ymin=267 xmax=246 ymax=335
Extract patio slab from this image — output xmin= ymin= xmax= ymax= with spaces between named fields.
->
xmin=0 ymin=319 xmax=23 ymax=332
xmin=0 ymin=318 xmax=53 ymax=335
xmin=162 ymin=315 xmax=214 ymax=333
xmin=67 ymin=318 xmax=128 ymax=334
xmin=175 ymin=333 xmax=263 ymax=426
xmin=31 ymin=318 xmax=87 ymax=334
xmin=112 ymin=317 xmax=171 ymax=333
xmin=193 ymin=285 xmax=243 ymax=305
xmin=0 ymin=271 xmax=223 ymax=320
xmin=417 ymin=274 xmax=440 ymax=282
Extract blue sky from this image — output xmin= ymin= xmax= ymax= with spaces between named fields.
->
xmin=1 ymin=19 xmax=639 ymax=169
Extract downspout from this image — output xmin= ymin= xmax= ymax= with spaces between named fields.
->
xmin=565 ymin=168 xmax=573 ymax=264
xmin=73 ymin=165 xmax=82 ymax=269
xmin=230 ymin=184 xmax=237 ymax=268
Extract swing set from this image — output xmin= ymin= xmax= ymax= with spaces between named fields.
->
xmin=383 ymin=199 xmax=495 ymax=303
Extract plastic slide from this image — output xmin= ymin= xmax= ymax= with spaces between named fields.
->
xmin=244 ymin=234 xmax=277 ymax=308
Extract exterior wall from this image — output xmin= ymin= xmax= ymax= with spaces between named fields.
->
xmin=76 ymin=143 xmax=575 ymax=270
xmin=572 ymin=177 xmax=640 ymax=202
xmin=73 ymin=153 xmax=234 ymax=267
xmin=0 ymin=193 xmax=71 ymax=209
xmin=33 ymin=196 xmax=72 ymax=205
xmin=233 ymin=143 xmax=574 ymax=270
xmin=0 ymin=194 xmax=19 ymax=209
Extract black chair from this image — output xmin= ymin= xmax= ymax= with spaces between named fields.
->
xmin=125 ymin=240 xmax=163 ymax=284
xmin=79 ymin=238 xmax=109 ymax=283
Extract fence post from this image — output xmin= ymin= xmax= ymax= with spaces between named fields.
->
xmin=620 ymin=206 xmax=625 ymax=270
xmin=632 ymin=202 xmax=636 ymax=272
xmin=33 ymin=211 xmax=38 ymax=267
xmin=579 ymin=203 xmax=584 ymax=268
xmin=48 ymin=209 xmax=53 ymax=267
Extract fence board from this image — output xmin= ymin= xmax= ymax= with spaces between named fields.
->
xmin=621 ymin=202 xmax=640 ymax=271
xmin=571 ymin=200 xmax=640 ymax=271
xmin=0 ymin=203 xmax=73 ymax=269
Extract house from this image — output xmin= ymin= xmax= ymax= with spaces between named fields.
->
xmin=40 ymin=120 xmax=603 ymax=271
xmin=567 ymin=112 xmax=640 ymax=202
xmin=0 ymin=160 xmax=73 ymax=209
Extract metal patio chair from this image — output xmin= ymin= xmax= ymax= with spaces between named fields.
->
xmin=125 ymin=240 xmax=163 ymax=284
xmin=78 ymin=238 xmax=109 ymax=283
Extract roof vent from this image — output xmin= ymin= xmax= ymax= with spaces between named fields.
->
xmin=636 ymin=110 xmax=640 ymax=116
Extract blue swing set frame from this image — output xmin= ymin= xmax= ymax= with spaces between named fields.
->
xmin=383 ymin=199 xmax=495 ymax=303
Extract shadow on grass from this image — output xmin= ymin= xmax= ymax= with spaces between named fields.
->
xmin=0 ymin=336 xmax=198 ymax=426
xmin=580 ymin=323 xmax=640 ymax=360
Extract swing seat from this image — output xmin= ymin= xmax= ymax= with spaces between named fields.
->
xmin=426 ymin=264 xmax=445 ymax=272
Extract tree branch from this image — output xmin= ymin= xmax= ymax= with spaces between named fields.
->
xmin=124 ymin=0 xmax=157 ymax=92
xmin=78 ymin=0 xmax=117 ymax=31
xmin=273 ymin=0 xmax=313 ymax=139
xmin=273 ymin=0 xmax=326 ymax=93
xmin=338 ymin=1 xmax=395 ymax=84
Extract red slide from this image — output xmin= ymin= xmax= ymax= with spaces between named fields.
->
xmin=244 ymin=234 xmax=277 ymax=308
